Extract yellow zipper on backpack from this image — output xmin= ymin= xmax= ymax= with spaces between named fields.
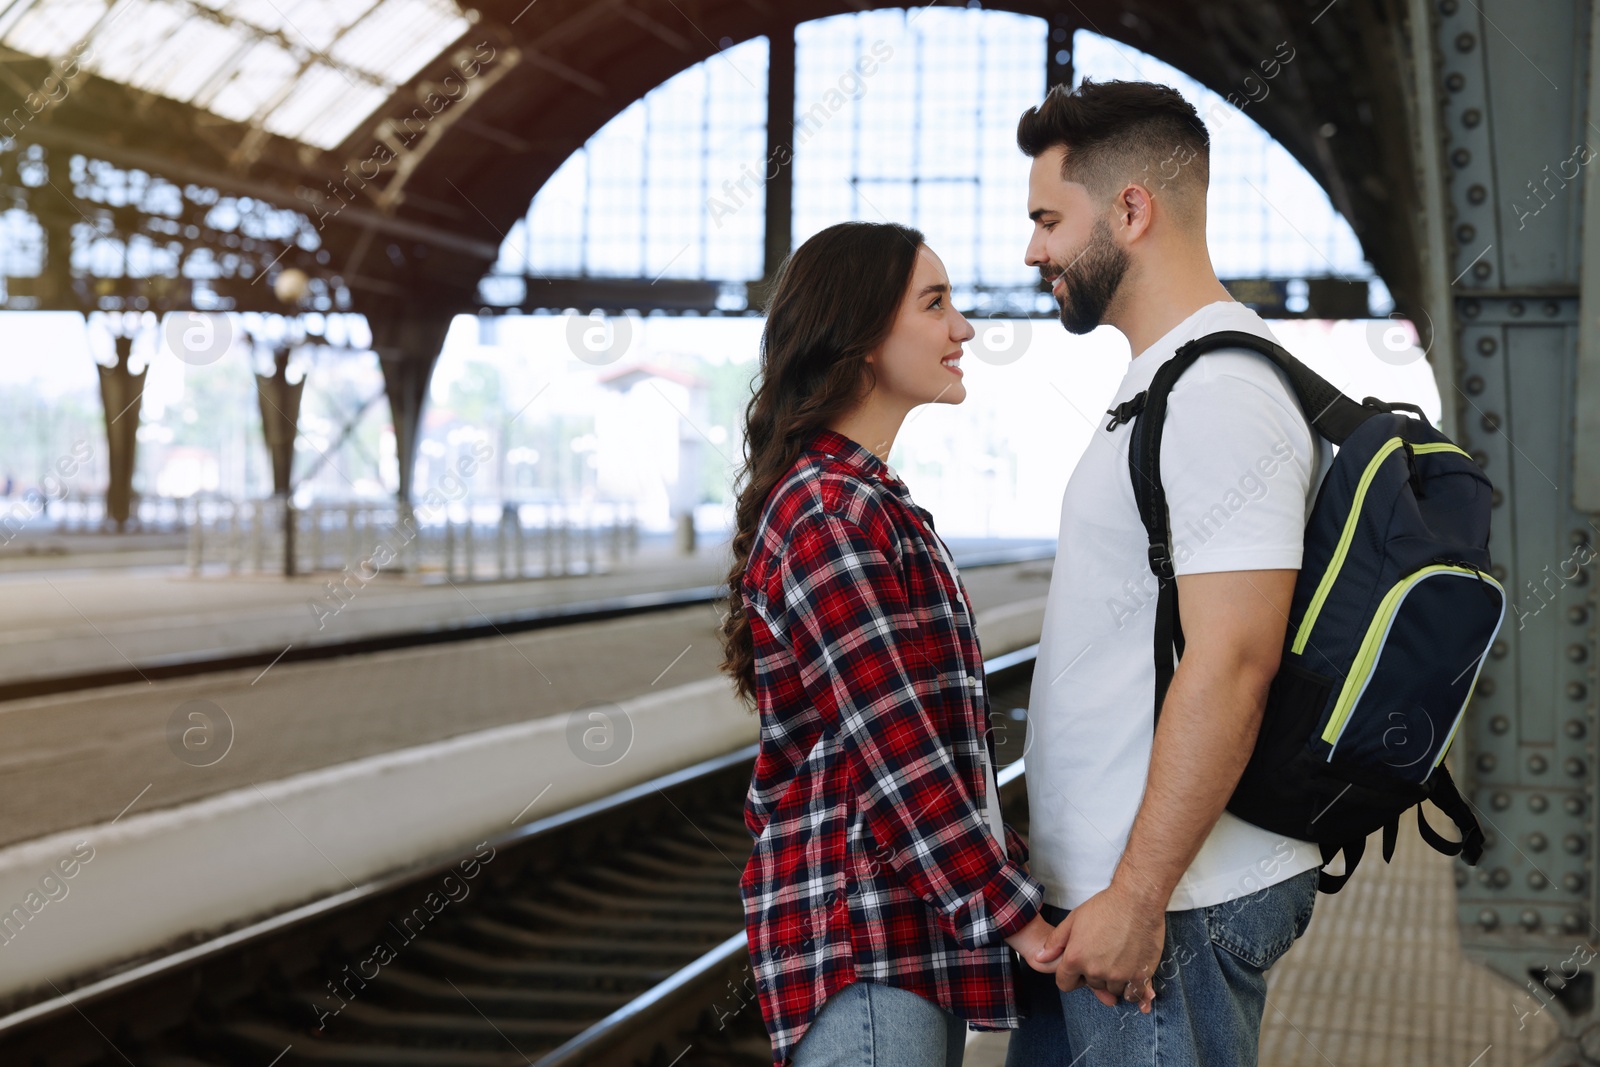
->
xmin=1290 ymin=439 xmax=1473 ymax=656
xmin=1319 ymin=563 xmax=1506 ymax=752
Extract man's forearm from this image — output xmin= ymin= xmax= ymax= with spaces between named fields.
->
xmin=1109 ymin=655 xmax=1273 ymax=909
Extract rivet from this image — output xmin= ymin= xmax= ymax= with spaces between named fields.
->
xmin=1467 ymin=182 xmax=1486 ymax=203
xmin=1531 ymin=793 xmax=1549 ymax=812
xmin=1530 ymin=871 xmax=1549 ymax=889
xmin=1570 ymin=681 xmax=1589 ymax=700
xmin=1568 ymin=719 xmax=1587 ymax=739
xmin=1567 ymin=795 xmax=1587 ymax=816
xmin=1477 ymin=753 xmax=1497 ymax=772
xmin=1479 ymin=908 xmax=1499 ymax=929
xmin=1453 ymin=147 xmax=1472 ymax=168
xmin=1530 ymin=832 xmax=1549 ymax=851
xmin=1462 ymin=108 xmax=1482 ymax=128
xmin=1481 ymin=412 xmax=1501 ymax=433
xmin=1569 ymin=606 xmax=1589 ymax=625
xmin=1478 ymin=676 xmax=1497 ymax=696
xmin=1440 ymin=0 xmax=1459 ymax=14
xmin=1546 ymin=301 xmax=1562 ymax=317
xmin=1571 ymin=644 xmax=1589 ymax=662
xmin=1530 ymin=753 xmax=1549 ymax=773
xmin=1491 ymin=640 xmax=1508 ymax=658
xmin=1465 ymin=375 xmax=1485 ymax=394
xmin=1565 ymin=912 xmax=1587 ymax=934
xmin=1477 ymin=335 xmax=1497 ymax=355
xmin=1522 ymin=909 xmax=1542 ymax=931
xmin=1474 ymin=261 xmax=1493 ymax=280
xmin=1492 ymin=790 xmax=1512 ymax=810
xmin=1456 ymin=31 xmax=1477 ymax=51
xmin=1457 ymin=222 xmax=1477 ymax=242
xmin=1490 ymin=488 xmax=1504 ymax=508
xmin=1491 ymin=563 xmax=1507 ymax=580
xmin=1472 ymin=450 xmax=1490 ymax=469
xmin=1572 ymin=529 xmax=1592 ymax=546
xmin=1464 ymin=300 xmax=1482 ymax=318
xmin=1565 ymin=872 xmax=1586 ymax=893
xmin=1510 ymin=301 xmax=1525 ymax=317
xmin=1567 ymin=757 xmax=1587 ymax=777
xmin=1455 ymin=866 xmax=1470 ymax=887
xmin=1489 ymin=714 xmax=1510 ymax=733
xmin=1565 ymin=834 xmax=1586 ymax=854
xmin=1491 ymin=867 xmax=1512 ymax=887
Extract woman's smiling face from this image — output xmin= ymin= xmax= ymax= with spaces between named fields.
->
xmin=866 ymin=244 xmax=976 ymax=410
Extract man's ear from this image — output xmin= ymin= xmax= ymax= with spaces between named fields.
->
xmin=1117 ymin=183 xmax=1155 ymax=243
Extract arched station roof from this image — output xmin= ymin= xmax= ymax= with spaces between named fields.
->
xmin=0 ymin=0 xmax=1424 ymax=329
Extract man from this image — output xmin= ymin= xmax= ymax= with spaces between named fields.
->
xmin=1006 ymin=79 xmax=1334 ymax=1065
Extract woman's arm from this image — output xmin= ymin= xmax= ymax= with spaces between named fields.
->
xmin=771 ymin=507 xmax=1044 ymax=950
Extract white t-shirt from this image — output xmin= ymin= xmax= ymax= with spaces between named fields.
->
xmin=1025 ymin=300 xmax=1333 ymax=911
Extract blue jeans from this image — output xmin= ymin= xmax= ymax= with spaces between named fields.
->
xmin=1005 ymin=868 xmax=1318 ymax=1066
xmin=792 ymin=980 xmax=966 ymax=1067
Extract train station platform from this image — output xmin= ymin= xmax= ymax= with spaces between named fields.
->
xmin=0 ymin=543 xmax=1563 ymax=1067
xmin=0 ymin=542 xmax=1052 ymax=850
xmin=0 ymin=536 xmax=1054 ymax=694
xmin=0 ymin=545 xmax=1053 ymax=1013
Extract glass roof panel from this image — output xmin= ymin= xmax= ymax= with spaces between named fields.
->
xmin=0 ymin=0 xmax=105 ymax=56
xmin=197 ymin=36 xmax=302 ymax=123
xmin=330 ymin=0 xmax=467 ymax=82
xmin=0 ymin=0 xmax=469 ymax=149
xmin=90 ymin=0 xmax=196 ymax=84
xmin=264 ymin=63 xmax=389 ymax=146
xmin=124 ymin=17 xmax=251 ymax=101
xmin=209 ymin=0 xmax=369 ymax=52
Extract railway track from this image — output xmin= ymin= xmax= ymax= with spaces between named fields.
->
xmin=0 ymin=649 xmax=1039 ymax=1067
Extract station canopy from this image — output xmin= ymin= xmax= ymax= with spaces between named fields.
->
xmin=0 ymin=0 xmax=469 ymax=148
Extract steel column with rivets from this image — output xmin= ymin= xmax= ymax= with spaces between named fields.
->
xmin=1418 ymin=1 xmax=1600 ymax=1062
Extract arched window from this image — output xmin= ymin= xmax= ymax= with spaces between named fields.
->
xmin=490 ymin=9 xmax=1380 ymax=318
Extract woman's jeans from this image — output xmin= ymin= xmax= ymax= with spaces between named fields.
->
xmin=1006 ymin=867 xmax=1319 ymax=1066
xmin=792 ymin=980 xmax=966 ymax=1067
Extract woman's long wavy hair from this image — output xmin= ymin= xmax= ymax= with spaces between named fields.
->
xmin=718 ymin=220 xmax=925 ymax=708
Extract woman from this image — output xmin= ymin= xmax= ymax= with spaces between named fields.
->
xmin=718 ymin=221 xmax=1056 ymax=1067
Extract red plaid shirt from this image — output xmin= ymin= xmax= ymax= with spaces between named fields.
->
xmin=738 ymin=427 xmax=1043 ymax=1067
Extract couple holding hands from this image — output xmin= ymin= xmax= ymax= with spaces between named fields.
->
xmin=718 ymin=78 xmax=1326 ymax=1067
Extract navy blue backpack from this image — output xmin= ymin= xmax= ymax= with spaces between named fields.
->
xmin=1115 ymin=331 xmax=1504 ymax=893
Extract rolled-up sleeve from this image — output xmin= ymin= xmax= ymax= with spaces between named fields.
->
xmin=1003 ymin=823 xmax=1030 ymax=867
xmin=771 ymin=509 xmax=1042 ymax=947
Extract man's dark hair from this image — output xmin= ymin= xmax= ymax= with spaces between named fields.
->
xmin=1017 ymin=79 xmax=1210 ymax=215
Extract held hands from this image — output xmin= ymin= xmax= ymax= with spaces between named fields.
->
xmin=1002 ymin=913 xmax=1059 ymax=974
xmin=1032 ymin=883 xmax=1163 ymax=1012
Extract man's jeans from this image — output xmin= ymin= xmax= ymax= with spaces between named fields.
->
xmin=1006 ymin=868 xmax=1318 ymax=1066
xmin=793 ymin=980 xmax=967 ymax=1067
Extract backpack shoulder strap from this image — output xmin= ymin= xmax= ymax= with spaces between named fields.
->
xmin=1122 ymin=330 xmax=1372 ymax=722
xmin=1167 ymin=331 xmax=1372 ymax=444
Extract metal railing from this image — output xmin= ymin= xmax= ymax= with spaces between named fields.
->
xmin=14 ymin=493 xmax=192 ymax=534
xmin=183 ymin=499 xmax=640 ymax=579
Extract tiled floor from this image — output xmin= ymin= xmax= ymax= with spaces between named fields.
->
xmin=964 ymin=831 xmax=1559 ymax=1066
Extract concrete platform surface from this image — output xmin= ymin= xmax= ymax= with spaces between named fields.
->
xmin=0 ymin=553 xmax=1052 ymax=850
xmin=0 ymin=537 xmax=1053 ymax=689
